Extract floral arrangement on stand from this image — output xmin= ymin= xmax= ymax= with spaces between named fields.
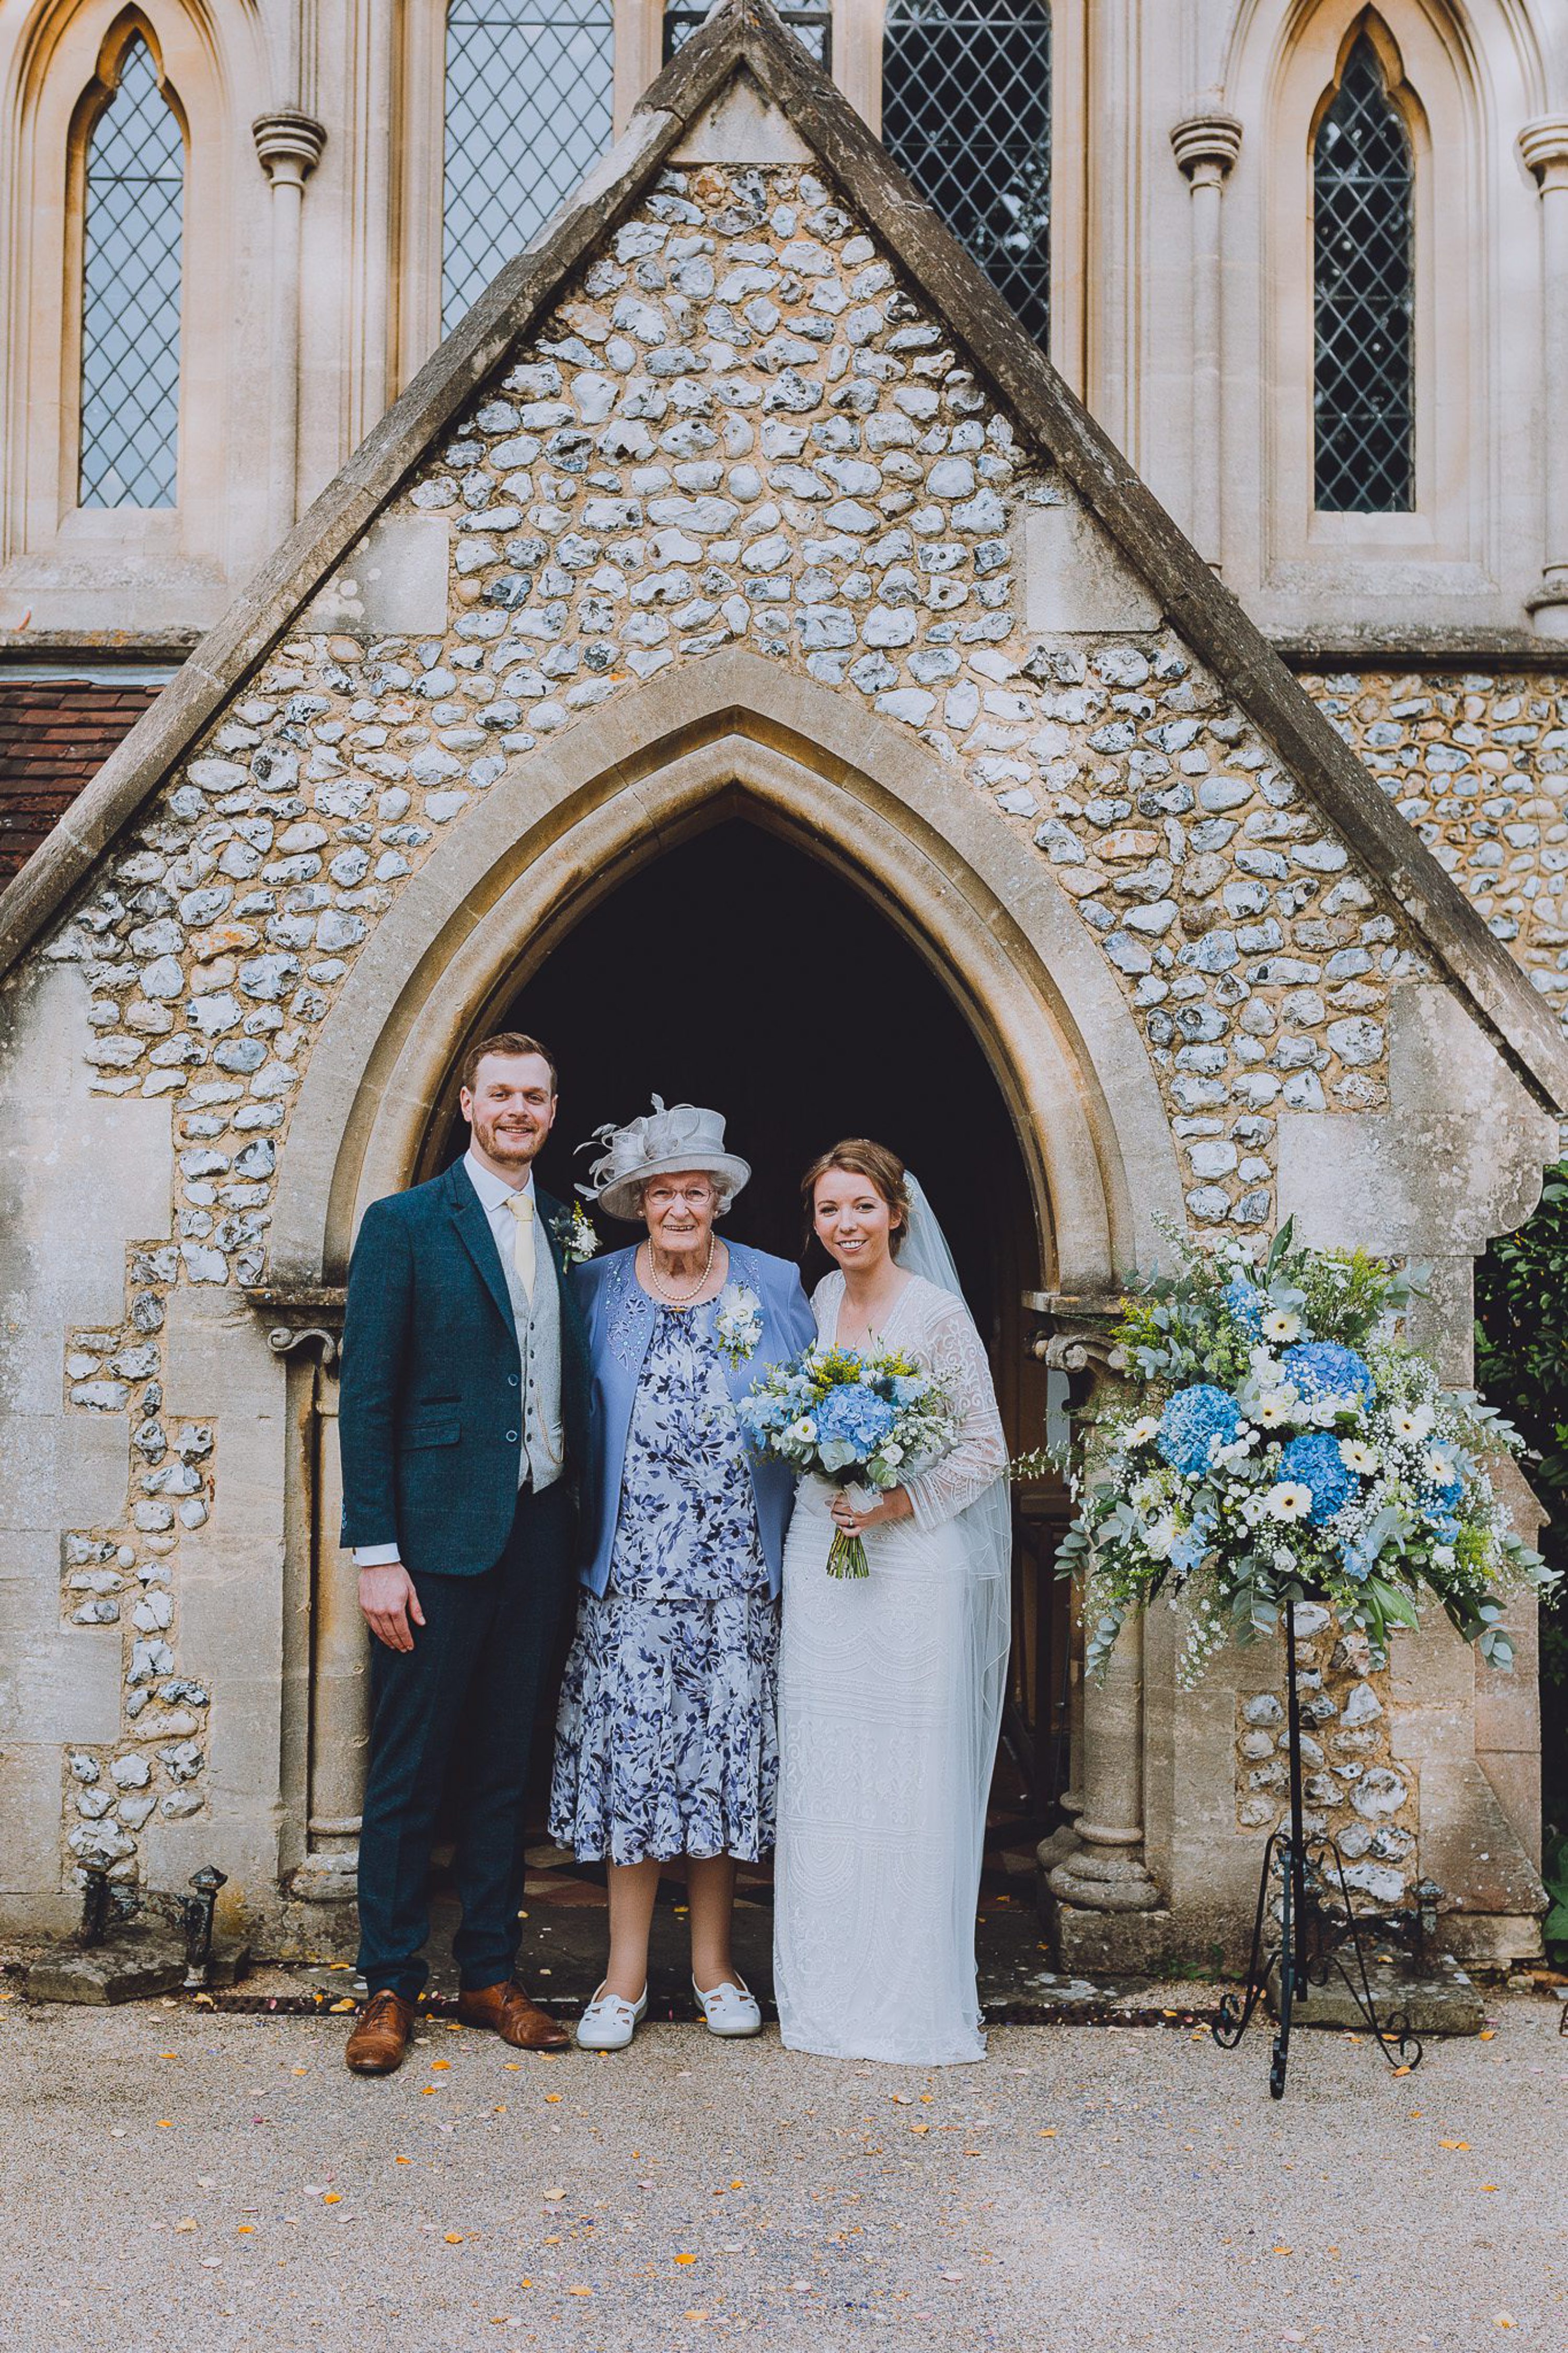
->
xmin=739 ymin=1341 xmax=955 ymax=1578
xmin=1046 ymin=1221 xmax=1554 ymax=1687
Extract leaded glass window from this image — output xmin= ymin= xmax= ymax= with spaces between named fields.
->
xmin=1312 ymin=35 xmax=1414 ymax=513
xmin=443 ymin=0 xmax=614 ymax=330
xmin=663 ymin=0 xmax=829 ymax=67
xmin=78 ymin=36 xmax=183 ymax=509
xmin=882 ymin=0 xmax=1051 ymax=350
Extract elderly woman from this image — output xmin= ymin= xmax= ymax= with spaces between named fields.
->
xmin=549 ymin=1103 xmax=815 ymax=2051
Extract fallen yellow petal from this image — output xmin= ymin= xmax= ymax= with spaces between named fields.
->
xmin=1439 ymin=2140 xmax=1471 ymax=2151
xmin=444 ymin=2232 xmax=465 ymax=2245
xmin=322 ymin=2194 xmax=342 ymax=2206
xmin=675 ymin=2253 xmax=697 ymax=2266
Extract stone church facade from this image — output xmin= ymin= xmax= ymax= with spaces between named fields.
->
xmin=2 ymin=0 xmax=1567 ymax=1969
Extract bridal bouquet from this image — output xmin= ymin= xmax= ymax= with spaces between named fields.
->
xmin=738 ymin=1341 xmax=955 ymax=1578
xmin=1050 ymin=1220 xmax=1553 ymax=1686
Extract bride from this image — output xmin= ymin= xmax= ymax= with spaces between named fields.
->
xmin=773 ymin=1139 xmax=1010 ymax=2065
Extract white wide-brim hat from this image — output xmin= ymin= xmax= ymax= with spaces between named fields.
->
xmin=581 ymin=1098 xmax=751 ymax=1223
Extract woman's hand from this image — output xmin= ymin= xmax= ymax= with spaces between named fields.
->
xmin=830 ymin=1487 xmax=913 ymax=1540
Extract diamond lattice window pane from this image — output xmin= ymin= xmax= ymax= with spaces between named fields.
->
xmin=664 ymin=0 xmax=829 ymax=67
xmin=443 ymin=0 xmax=615 ymax=331
xmin=78 ymin=37 xmax=183 ymax=509
xmin=1313 ymin=35 xmax=1414 ymax=513
xmin=882 ymin=0 xmax=1051 ymax=351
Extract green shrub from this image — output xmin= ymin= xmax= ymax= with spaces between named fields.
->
xmin=1474 ymin=1163 xmax=1568 ymax=1825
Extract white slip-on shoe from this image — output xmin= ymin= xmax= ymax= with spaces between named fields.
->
xmin=575 ymin=1981 xmax=648 ymax=2051
xmin=693 ymin=1975 xmax=763 ymax=2038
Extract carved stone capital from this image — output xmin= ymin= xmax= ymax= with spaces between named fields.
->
xmin=1023 ymin=1292 xmax=1125 ymax=1382
xmin=252 ymin=110 xmax=328 ymax=189
xmin=1520 ymin=115 xmax=1568 ymax=191
xmin=1170 ymin=112 xmax=1243 ymax=187
xmin=247 ymin=1285 xmax=345 ymax=1367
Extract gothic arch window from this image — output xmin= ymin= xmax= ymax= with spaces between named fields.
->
xmin=1312 ymin=29 xmax=1414 ymax=513
xmin=442 ymin=0 xmax=615 ymax=330
xmin=880 ymin=0 xmax=1052 ymax=349
xmin=77 ymin=30 xmax=185 ymax=509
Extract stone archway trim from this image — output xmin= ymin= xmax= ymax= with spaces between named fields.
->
xmin=270 ymin=655 xmax=1184 ymax=1296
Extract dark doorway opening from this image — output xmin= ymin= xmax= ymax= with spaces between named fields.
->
xmin=429 ymin=818 xmax=1072 ymax=1993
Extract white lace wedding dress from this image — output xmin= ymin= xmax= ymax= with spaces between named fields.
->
xmin=773 ymin=1269 xmax=1009 ymax=2065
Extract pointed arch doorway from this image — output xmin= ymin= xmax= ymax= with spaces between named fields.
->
xmin=273 ymin=662 xmax=1187 ymax=1926
xmin=429 ymin=813 xmax=1071 ymax=1884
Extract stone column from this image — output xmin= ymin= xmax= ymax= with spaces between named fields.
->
xmin=261 ymin=1303 xmax=365 ymax=1903
xmin=1029 ymin=1303 xmax=1166 ymax=1968
xmin=300 ymin=1361 xmax=370 ymax=1897
xmin=1170 ymin=114 xmax=1242 ymax=572
xmin=252 ymin=110 xmax=328 ymax=546
xmin=1520 ymin=119 xmax=1568 ymax=638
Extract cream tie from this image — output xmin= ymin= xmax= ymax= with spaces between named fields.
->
xmin=503 ymin=1188 xmax=536 ymax=1303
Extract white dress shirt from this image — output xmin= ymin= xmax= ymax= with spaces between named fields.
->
xmin=353 ymin=1153 xmax=537 ymax=1570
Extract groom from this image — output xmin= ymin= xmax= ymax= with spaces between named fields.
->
xmin=337 ymin=1031 xmax=590 ymax=2074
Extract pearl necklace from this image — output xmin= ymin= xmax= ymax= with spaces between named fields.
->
xmin=642 ymin=1234 xmax=716 ymax=1305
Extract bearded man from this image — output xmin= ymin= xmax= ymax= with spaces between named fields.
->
xmin=336 ymin=1032 xmax=590 ymax=2073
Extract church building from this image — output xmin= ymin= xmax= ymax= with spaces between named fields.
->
xmin=1 ymin=0 xmax=1565 ymax=1971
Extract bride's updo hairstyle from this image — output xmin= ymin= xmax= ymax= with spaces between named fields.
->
xmin=800 ymin=1139 xmax=912 ymax=1257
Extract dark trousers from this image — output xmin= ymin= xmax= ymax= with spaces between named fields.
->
xmin=356 ymin=1480 xmax=573 ymax=2000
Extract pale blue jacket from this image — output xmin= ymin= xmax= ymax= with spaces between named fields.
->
xmin=570 ymin=1241 xmax=816 ymax=1600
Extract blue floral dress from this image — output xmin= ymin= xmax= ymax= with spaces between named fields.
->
xmin=549 ymin=1298 xmax=777 ymax=1865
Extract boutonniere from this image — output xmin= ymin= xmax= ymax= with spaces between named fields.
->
xmin=714 ymin=1280 xmax=764 ymax=1369
xmin=552 ymin=1201 xmax=601 ymax=1268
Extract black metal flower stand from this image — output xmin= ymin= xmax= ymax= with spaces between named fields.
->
xmin=1212 ymin=1608 xmax=1425 ymax=2098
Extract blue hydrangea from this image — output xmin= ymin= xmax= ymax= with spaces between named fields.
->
xmin=1223 ymin=1280 xmax=1267 ymax=1338
xmin=1280 ymin=1340 xmax=1375 ymax=1408
xmin=1278 ymin=1431 xmax=1356 ymax=1524
xmin=814 ymin=1385 xmax=898 ymax=1454
xmin=1156 ymin=1384 xmax=1243 ymax=1476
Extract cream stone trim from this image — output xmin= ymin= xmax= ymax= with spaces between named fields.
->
xmin=0 ymin=0 xmax=269 ymax=620
xmin=268 ymin=657 xmax=1185 ymax=1298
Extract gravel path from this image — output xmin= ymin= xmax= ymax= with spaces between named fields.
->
xmin=1 ymin=1996 xmax=1563 ymax=2351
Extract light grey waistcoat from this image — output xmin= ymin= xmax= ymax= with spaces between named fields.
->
xmin=499 ymin=1218 xmax=565 ymax=1494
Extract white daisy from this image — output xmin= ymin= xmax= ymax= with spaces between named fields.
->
xmin=1256 ymin=1391 xmax=1295 ymax=1428
xmin=1340 ymin=1439 xmax=1379 ymax=1474
xmin=1262 ymin=1309 xmax=1301 ymax=1344
xmin=1265 ymin=1482 xmax=1312 ymax=1523
xmin=1126 ymin=1415 xmax=1161 ymax=1448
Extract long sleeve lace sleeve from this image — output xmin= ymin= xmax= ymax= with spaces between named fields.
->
xmin=900 ymin=1290 xmax=1008 ymax=1533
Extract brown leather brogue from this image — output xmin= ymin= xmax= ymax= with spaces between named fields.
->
xmin=345 ymin=1988 xmax=415 ymax=2074
xmin=456 ymin=1978 xmax=571 ymax=2050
